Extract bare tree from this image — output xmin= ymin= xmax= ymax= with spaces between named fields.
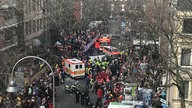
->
xmin=140 ymin=0 xmax=192 ymax=108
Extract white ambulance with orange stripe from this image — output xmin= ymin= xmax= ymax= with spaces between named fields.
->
xmin=63 ymin=58 xmax=85 ymax=78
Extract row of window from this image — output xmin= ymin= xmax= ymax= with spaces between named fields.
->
xmin=24 ymin=18 xmax=44 ymax=35
xmin=24 ymin=0 xmax=43 ymax=14
xmin=179 ymin=18 xmax=192 ymax=100
xmin=67 ymin=64 xmax=83 ymax=69
xmin=1 ymin=27 xmax=17 ymax=42
xmin=0 ymin=19 xmax=44 ymax=42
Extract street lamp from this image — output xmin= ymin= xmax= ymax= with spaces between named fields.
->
xmin=6 ymin=56 xmax=55 ymax=108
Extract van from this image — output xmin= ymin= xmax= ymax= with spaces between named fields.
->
xmin=63 ymin=58 xmax=85 ymax=78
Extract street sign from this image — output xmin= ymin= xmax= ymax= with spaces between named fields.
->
xmin=160 ymin=98 xmax=168 ymax=104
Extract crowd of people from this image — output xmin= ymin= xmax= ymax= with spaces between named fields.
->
xmin=51 ymin=23 xmax=166 ymax=108
xmin=70 ymin=48 xmax=166 ymax=108
xmin=0 ymin=19 xmax=167 ymax=108
xmin=0 ymin=57 xmax=57 ymax=108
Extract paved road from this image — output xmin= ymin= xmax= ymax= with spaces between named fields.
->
xmin=55 ymin=77 xmax=97 ymax=108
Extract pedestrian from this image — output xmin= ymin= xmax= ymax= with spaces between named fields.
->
xmin=97 ymin=87 xmax=103 ymax=100
xmin=94 ymin=98 xmax=102 ymax=108
xmin=47 ymin=99 xmax=53 ymax=108
xmin=40 ymin=104 xmax=45 ymax=108
xmin=81 ymin=90 xmax=85 ymax=106
xmin=84 ymin=95 xmax=90 ymax=108
xmin=60 ymin=68 xmax=65 ymax=84
xmin=85 ymin=76 xmax=90 ymax=90
xmin=75 ymin=90 xmax=80 ymax=103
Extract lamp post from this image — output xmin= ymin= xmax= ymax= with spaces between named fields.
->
xmin=6 ymin=56 xmax=55 ymax=108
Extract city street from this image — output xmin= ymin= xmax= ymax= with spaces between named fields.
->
xmin=1 ymin=0 xmax=190 ymax=108
xmin=54 ymin=19 xmax=124 ymax=108
xmin=55 ymin=77 xmax=97 ymax=108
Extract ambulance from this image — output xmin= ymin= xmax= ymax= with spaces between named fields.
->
xmin=63 ymin=58 xmax=85 ymax=78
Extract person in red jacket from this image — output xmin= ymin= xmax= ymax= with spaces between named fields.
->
xmin=47 ymin=100 xmax=53 ymax=108
xmin=95 ymin=39 xmax=100 ymax=55
xmin=97 ymin=87 xmax=103 ymax=99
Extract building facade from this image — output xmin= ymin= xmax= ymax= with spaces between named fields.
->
xmin=0 ymin=0 xmax=18 ymax=51
xmin=167 ymin=0 xmax=192 ymax=108
xmin=0 ymin=0 xmax=45 ymax=52
xmin=23 ymin=0 xmax=44 ymax=47
xmin=168 ymin=14 xmax=192 ymax=108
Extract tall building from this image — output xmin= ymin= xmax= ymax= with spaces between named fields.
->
xmin=23 ymin=0 xmax=44 ymax=48
xmin=167 ymin=0 xmax=192 ymax=108
xmin=0 ymin=0 xmax=18 ymax=51
xmin=0 ymin=0 xmax=45 ymax=52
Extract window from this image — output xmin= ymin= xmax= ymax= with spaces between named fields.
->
xmin=65 ymin=63 xmax=67 ymax=67
xmin=32 ymin=20 xmax=36 ymax=32
xmin=68 ymin=64 xmax=70 ymax=68
xmin=129 ymin=4 xmax=134 ymax=11
xmin=25 ymin=0 xmax=28 ymax=13
xmin=29 ymin=21 xmax=32 ymax=34
xmin=37 ymin=19 xmax=39 ymax=31
xmin=25 ymin=22 xmax=29 ymax=35
xmin=171 ymin=0 xmax=178 ymax=5
xmin=43 ymin=18 xmax=46 ymax=29
xmin=28 ymin=0 xmax=31 ymax=13
xmin=40 ymin=18 xmax=43 ymax=29
xmin=32 ymin=0 xmax=36 ymax=12
xmin=75 ymin=65 xmax=78 ymax=69
xmin=179 ymin=81 xmax=189 ymax=99
xmin=111 ymin=4 xmax=114 ymax=10
xmin=4 ymin=9 xmax=14 ymax=20
xmin=40 ymin=0 xmax=42 ymax=10
xmin=79 ymin=65 xmax=82 ymax=68
xmin=181 ymin=49 xmax=191 ymax=66
xmin=121 ymin=4 xmax=125 ymax=11
xmin=183 ymin=18 xmax=192 ymax=34
xmin=4 ymin=28 xmax=13 ymax=41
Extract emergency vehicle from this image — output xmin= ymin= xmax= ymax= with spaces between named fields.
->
xmin=99 ymin=46 xmax=121 ymax=57
xmin=99 ymin=34 xmax=112 ymax=46
xmin=63 ymin=58 xmax=85 ymax=78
